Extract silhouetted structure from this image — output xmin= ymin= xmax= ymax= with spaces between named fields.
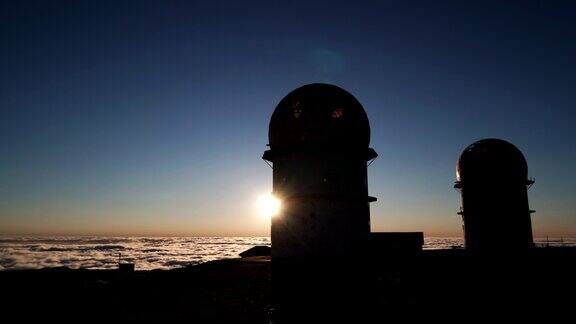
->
xmin=117 ymin=253 xmax=135 ymax=273
xmin=370 ymin=232 xmax=424 ymax=255
xmin=263 ymin=83 xmax=378 ymax=320
xmin=263 ymin=83 xmax=377 ymax=258
xmin=455 ymin=138 xmax=534 ymax=251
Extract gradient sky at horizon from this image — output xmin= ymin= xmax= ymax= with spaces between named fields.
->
xmin=1 ymin=0 xmax=575 ymax=237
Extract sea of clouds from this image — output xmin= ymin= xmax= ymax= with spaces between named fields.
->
xmin=0 ymin=236 xmax=573 ymax=270
xmin=0 ymin=237 xmax=270 ymax=270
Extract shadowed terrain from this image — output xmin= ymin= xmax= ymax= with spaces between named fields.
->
xmin=2 ymin=248 xmax=575 ymax=322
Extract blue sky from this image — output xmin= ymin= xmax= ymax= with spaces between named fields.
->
xmin=1 ymin=0 xmax=575 ymax=236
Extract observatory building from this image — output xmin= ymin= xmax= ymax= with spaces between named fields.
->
xmin=263 ymin=83 xmax=377 ymax=258
xmin=455 ymin=138 xmax=534 ymax=251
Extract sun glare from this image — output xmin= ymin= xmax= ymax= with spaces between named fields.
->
xmin=257 ymin=193 xmax=281 ymax=218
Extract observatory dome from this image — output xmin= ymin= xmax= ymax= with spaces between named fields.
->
xmin=269 ymin=83 xmax=370 ymax=149
xmin=456 ymin=138 xmax=528 ymax=182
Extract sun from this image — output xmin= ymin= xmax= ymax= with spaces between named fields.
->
xmin=257 ymin=193 xmax=281 ymax=218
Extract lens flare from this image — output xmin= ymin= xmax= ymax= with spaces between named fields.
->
xmin=257 ymin=193 xmax=281 ymax=218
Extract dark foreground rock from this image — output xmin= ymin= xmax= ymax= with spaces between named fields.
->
xmin=239 ymin=245 xmax=271 ymax=258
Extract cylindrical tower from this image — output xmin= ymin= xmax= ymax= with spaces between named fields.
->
xmin=264 ymin=83 xmax=377 ymax=319
xmin=263 ymin=83 xmax=377 ymax=259
xmin=454 ymin=138 xmax=534 ymax=251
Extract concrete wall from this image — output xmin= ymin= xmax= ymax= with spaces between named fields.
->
xmin=271 ymin=149 xmax=372 ymax=258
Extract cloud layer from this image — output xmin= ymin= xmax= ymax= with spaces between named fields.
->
xmin=0 ymin=237 xmax=270 ymax=270
xmin=1 ymin=236 xmax=572 ymax=270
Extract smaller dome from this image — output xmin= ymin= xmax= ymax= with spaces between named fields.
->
xmin=268 ymin=83 xmax=370 ymax=149
xmin=456 ymin=138 xmax=528 ymax=182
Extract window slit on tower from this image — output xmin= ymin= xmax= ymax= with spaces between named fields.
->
xmin=331 ymin=107 xmax=344 ymax=119
xmin=292 ymin=101 xmax=302 ymax=119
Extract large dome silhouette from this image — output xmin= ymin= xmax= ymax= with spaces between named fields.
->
xmin=456 ymin=138 xmax=528 ymax=182
xmin=269 ymin=83 xmax=370 ymax=149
